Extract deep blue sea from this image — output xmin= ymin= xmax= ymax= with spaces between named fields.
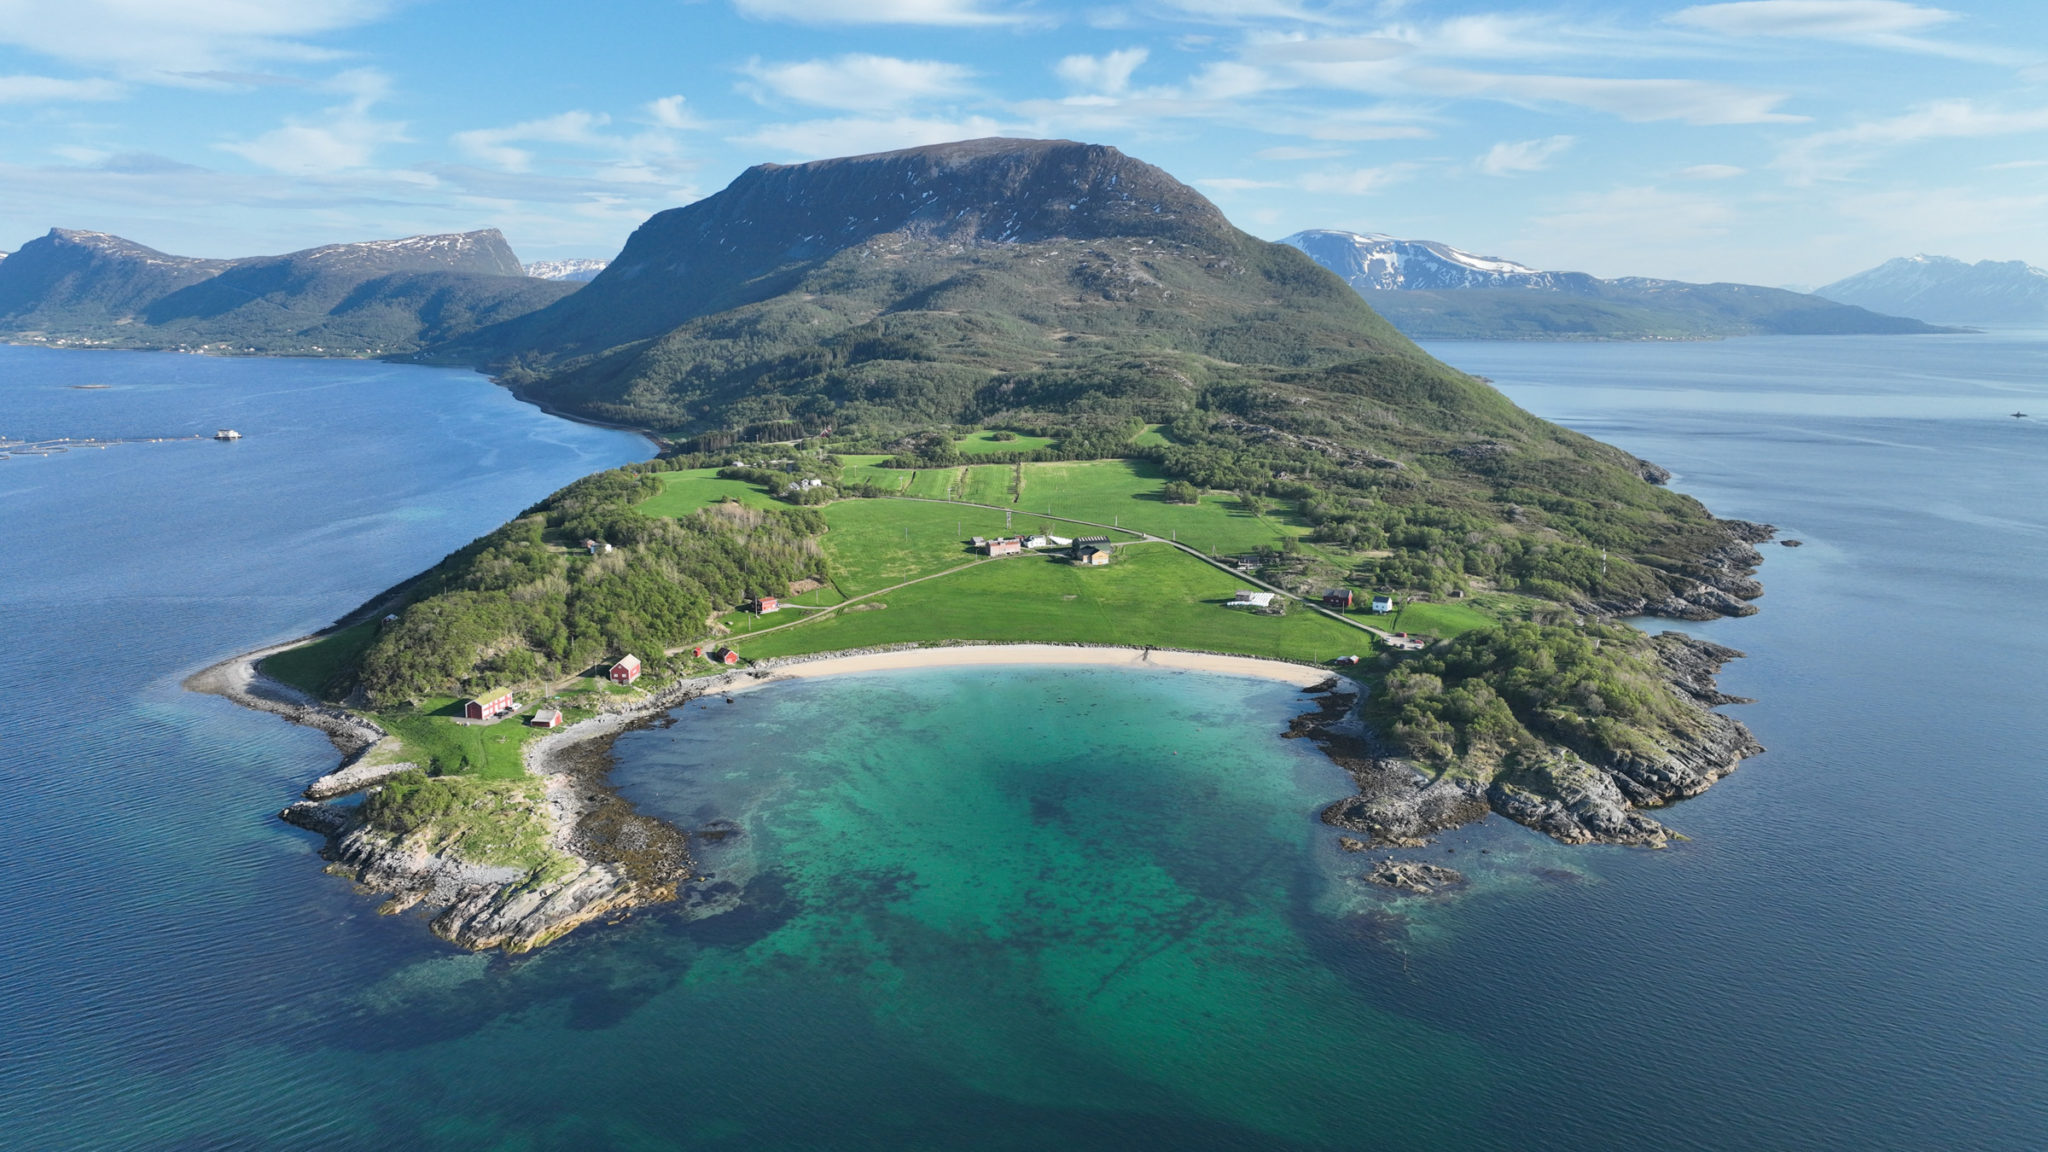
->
xmin=2 ymin=334 xmax=2045 ymax=1150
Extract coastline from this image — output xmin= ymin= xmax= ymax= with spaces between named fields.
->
xmin=213 ymin=639 xmax=1351 ymax=952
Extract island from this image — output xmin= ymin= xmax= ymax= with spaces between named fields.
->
xmin=172 ymin=138 xmax=1770 ymax=951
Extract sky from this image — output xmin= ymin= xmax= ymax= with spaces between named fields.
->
xmin=0 ymin=0 xmax=2042 ymax=287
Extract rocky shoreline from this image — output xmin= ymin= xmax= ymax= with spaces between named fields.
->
xmin=1298 ymin=632 xmax=1763 ymax=851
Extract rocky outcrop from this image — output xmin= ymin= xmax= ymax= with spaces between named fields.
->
xmin=1302 ymin=633 xmax=1763 ymax=849
xmin=1363 ymin=858 xmax=1465 ymax=894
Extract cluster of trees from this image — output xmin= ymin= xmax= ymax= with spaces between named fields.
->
xmin=1367 ymin=622 xmax=1700 ymax=778
xmin=353 ymin=469 xmax=827 ymax=706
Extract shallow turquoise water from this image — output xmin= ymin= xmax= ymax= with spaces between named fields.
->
xmin=4 ymin=335 xmax=2047 ymax=1149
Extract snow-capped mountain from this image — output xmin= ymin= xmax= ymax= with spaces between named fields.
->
xmin=1817 ymin=254 xmax=2048 ymax=325
xmin=524 ymin=258 xmax=609 ymax=282
xmin=1280 ymin=229 xmax=1571 ymax=291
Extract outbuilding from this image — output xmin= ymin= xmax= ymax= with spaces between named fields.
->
xmin=1323 ymin=589 xmax=1355 ymax=609
xmin=713 ymin=647 xmax=741 ymax=666
xmin=530 ymin=708 xmax=564 ymax=729
xmin=610 ymin=655 xmax=642 ymax=685
xmin=464 ymin=690 xmax=516 ymax=721
xmin=755 ymin=595 xmax=781 ymax=614
xmin=1228 ymin=590 xmax=1277 ymax=609
xmin=985 ymin=537 xmax=1024 ymax=557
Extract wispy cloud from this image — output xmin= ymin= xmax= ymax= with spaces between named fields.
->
xmin=741 ymin=55 xmax=977 ymax=113
xmin=1055 ymin=48 xmax=1148 ymax=96
xmin=452 ymin=97 xmax=702 ymax=185
xmin=1680 ymin=163 xmax=1748 ymax=179
xmin=732 ymin=115 xmax=1010 ymax=161
xmin=1477 ymin=135 xmax=1573 ymax=175
xmin=731 ymin=0 xmax=1028 ymax=27
xmin=0 ymin=74 xmax=124 ymax=103
xmin=1779 ymin=99 xmax=2048 ymax=182
xmin=216 ymin=69 xmax=408 ymax=176
xmin=1407 ymin=68 xmax=1803 ymax=125
xmin=1669 ymin=1 xmax=2009 ymax=61
xmin=0 ymin=0 xmax=392 ymax=76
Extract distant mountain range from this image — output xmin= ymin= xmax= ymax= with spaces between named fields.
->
xmin=523 ymin=258 xmax=609 ymax=282
xmin=1818 ymin=254 xmax=2048 ymax=325
xmin=1281 ymin=229 xmax=1954 ymax=340
xmin=0 ymin=228 xmax=579 ymax=356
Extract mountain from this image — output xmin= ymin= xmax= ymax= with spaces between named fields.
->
xmin=524 ymin=259 xmax=609 ymax=282
xmin=1281 ymin=229 xmax=1953 ymax=340
xmin=0 ymin=228 xmax=578 ymax=355
xmin=1817 ymin=254 xmax=2048 ymax=325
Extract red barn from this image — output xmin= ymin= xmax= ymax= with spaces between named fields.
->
xmin=1322 ymin=589 xmax=1354 ymax=609
xmin=530 ymin=708 xmax=564 ymax=729
xmin=755 ymin=596 xmax=780 ymax=614
xmin=464 ymin=690 xmax=515 ymax=721
xmin=610 ymin=655 xmax=642 ymax=685
xmin=714 ymin=647 xmax=741 ymax=666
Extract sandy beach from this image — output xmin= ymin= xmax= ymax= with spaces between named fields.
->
xmin=745 ymin=643 xmax=1348 ymax=691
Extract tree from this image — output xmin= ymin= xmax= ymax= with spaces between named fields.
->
xmin=1162 ymin=480 xmax=1200 ymax=504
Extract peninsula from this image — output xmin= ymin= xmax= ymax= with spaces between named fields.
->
xmin=183 ymin=138 xmax=1771 ymax=950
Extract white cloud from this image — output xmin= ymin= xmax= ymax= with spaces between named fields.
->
xmin=0 ymin=0 xmax=392 ymax=76
xmin=455 ymin=112 xmax=611 ymax=173
xmin=1299 ymin=162 xmax=1418 ymax=195
xmin=0 ymin=74 xmax=124 ymax=102
xmin=1478 ymin=135 xmax=1573 ymax=175
xmin=732 ymin=115 xmax=1010 ymax=161
xmin=1529 ymin=185 xmax=1739 ymax=276
xmin=216 ymin=69 xmax=406 ymax=175
xmin=1670 ymin=1 xmax=1954 ymax=39
xmin=1243 ymin=36 xmax=1410 ymax=65
xmin=1254 ymin=145 xmax=1349 ymax=160
xmin=1055 ymin=48 xmax=1148 ymax=95
xmin=731 ymin=0 xmax=1025 ymax=26
xmin=742 ymin=55 xmax=976 ymax=113
xmin=1153 ymin=0 xmax=1348 ymax=25
xmin=646 ymin=95 xmax=701 ymax=132
xmin=1680 ymin=163 xmax=1747 ymax=179
xmin=1406 ymin=68 xmax=1803 ymax=125
xmin=1780 ymin=99 xmax=2048 ymax=182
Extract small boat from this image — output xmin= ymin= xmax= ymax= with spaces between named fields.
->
xmin=214 ymin=429 xmax=242 ymax=440
xmin=2014 ymin=412 xmax=2028 ymax=419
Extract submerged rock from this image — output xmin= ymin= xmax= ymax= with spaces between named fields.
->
xmin=1364 ymin=858 xmax=1465 ymax=894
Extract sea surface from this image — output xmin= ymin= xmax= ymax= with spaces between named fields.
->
xmin=3 ymin=334 xmax=2045 ymax=1150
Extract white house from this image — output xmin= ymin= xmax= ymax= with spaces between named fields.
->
xmin=1228 ymin=590 xmax=1276 ymax=609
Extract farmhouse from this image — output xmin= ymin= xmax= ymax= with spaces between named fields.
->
xmin=1228 ymin=590 xmax=1276 ymax=609
xmin=754 ymin=595 xmax=780 ymax=614
xmin=610 ymin=655 xmax=642 ymax=684
xmin=1371 ymin=595 xmax=1397 ymax=614
xmin=984 ymin=537 xmax=1024 ymax=557
xmin=464 ymin=690 xmax=516 ymax=721
xmin=1322 ymin=589 xmax=1354 ymax=609
xmin=530 ymin=708 xmax=564 ymax=729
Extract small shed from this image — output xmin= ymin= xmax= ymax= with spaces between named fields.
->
xmin=610 ymin=654 xmax=642 ymax=685
xmin=1322 ymin=589 xmax=1354 ymax=609
xmin=531 ymin=708 xmax=564 ymax=729
xmin=465 ymin=690 xmax=515 ymax=721
xmin=1370 ymin=595 xmax=1397 ymax=614
xmin=1229 ymin=590 xmax=1276 ymax=609
xmin=713 ymin=647 xmax=741 ymax=666
xmin=985 ymin=537 xmax=1024 ymax=557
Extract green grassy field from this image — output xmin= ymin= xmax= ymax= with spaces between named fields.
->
xmin=734 ymin=544 xmax=1374 ymax=665
xmin=956 ymin=429 xmax=1056 ymax=454
xmin=1131 ymin=423 xmax=1173 ymax=448
xmin=958 ymin=464 xmax=1016 ymax=505
xmin=838 ymin=454 xmax=911 ymax=493
xmin=373 ymin=698 xmax=551 ymax=781
xmin=904 ymin=468 xmax=959 ymax=499
xmin=1356 ymin=599 xmax=1497 ymax=638
xmin=811 ymin=499 xmax=1024 ymax=595
xmin=262 ymin=622 xmax=378 ymax=699
xmin=639 ymin=469 xmax=780 ymax=516
xmin=1005 ymin=459 xmax=1310 ymax=555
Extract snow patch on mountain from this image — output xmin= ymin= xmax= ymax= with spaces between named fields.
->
xmin=525 ymin=258 xmax=608 ymax=282
xmin=1280 ymin=229 xmax=1563 ymax=291
xmin=1818 ymin=254 xmax=2048 ymax=324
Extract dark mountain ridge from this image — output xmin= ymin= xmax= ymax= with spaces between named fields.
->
xmin=474 ymin=138 xmax=1237 ymax=361
xmin=0 ymin=227 xmax=574 ymax=355
xmin=1283 ymin=228 xmax=1954 ymax=340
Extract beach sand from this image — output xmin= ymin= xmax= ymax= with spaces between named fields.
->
xmin=743 ymin=644 xmax=1348 ymax=691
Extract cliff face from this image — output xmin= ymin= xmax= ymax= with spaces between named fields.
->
xmin=481 ymin=137 xmax=1242 ymax=358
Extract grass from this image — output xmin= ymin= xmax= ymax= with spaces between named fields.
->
xmin=734 ymin=544 xmax=1374 ymax=665
xmin=958 ymin=464 xmax=1016 ymax=506
xmin=1006 ymin=459 xmax=1311 ymax=555
xmin=956 ymin=429 xmax=1056 ymax=454
xmin=1131 ymin=423 xmax=1174 ymax=448
xmin=811 ymin=499 xmax=1025 ymax=595
xmin=903 ymin=468 xmax=959 ymax=499
xmin=373 ymin=697 xmax=554 ymax=781
xmin=262 ymin=622 xmax=378 ymax=699
xmin=1357 ymin=600 xmax=1498 ymax=638
xmin=838 ymin=454 xmax=911 ymax=494
xmin=638 ymin=469 xmax=779 ymax=516
xmin=358 ymin=771 xmax=563 ymax=875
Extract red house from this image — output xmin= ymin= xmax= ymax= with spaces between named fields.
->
xmin=530 ymin=708 xmax=564 ymax=729
xmin=610 ymin=655 xmax=642 ymax=685
xmin=464 ymin=690 xmax=515 ymax=721
xmin=1322 ymin=589 xmax=1355 ymax=609
xmin=755 ymin=596 xmax=780 ymax=614
xmin=713 ymin=647 xmax=741 ymax=666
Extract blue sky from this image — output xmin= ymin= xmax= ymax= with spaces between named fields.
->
xmin=0 ymin=0 xmax=2042 ymax=286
